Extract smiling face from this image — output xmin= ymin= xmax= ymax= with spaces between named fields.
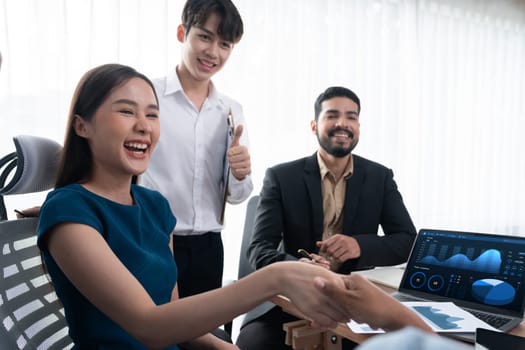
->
xmin=74 ymin=77 xmax=160 ymax=182
xmin=177 ymin=12 xmax=234 ymax=83
xmin=311 ymin=96 xmax=360 ymax=158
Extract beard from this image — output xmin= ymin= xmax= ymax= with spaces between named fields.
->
xmin=317 ymin=127 xmax=358 ymax=158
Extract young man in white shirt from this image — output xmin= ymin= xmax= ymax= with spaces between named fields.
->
xmin=141 ymin=0 xmax=252 ymax=300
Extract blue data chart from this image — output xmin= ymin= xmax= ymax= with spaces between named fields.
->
xmin=413 ymin=306 xmax=464 ymax=330
xmin=420 ymin=248 xmax=501 ymax=274
xmin=471 ymin=279 xmax=516 ymax=306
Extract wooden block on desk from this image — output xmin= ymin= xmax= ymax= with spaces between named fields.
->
xmin=292 ymin=325 xmax=324 ymax=349
xmin=323 ymin=330 xmax=342 ymax=350
xmin=283 ymin=320 xmax=310 ymax=346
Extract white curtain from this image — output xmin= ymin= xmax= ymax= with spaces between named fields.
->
xmin=1 ymin=0 xmax=525 ymax=281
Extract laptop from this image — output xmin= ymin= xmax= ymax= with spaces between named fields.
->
xmin=392 ymin=228 xmax=525 ymax=342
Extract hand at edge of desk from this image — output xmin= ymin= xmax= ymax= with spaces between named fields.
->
xmin=318 ymin=273 xmax=433 ymax=333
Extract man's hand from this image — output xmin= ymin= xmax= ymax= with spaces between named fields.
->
xmin=299 ymin=252 xmax=331 ymax=270
xmin=316 ymin=234 xmax=361 ymax=263
xmin=318 ymin=273 xmax=433 ymax=332
xmin=227 ymin=124 xmax=251 ymax=180
xmin=15 ymin=206 xmax=41 ymax=218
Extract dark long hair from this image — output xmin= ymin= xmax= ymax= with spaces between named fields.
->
xmin=55 ymin=64 xmax=158 ymax=188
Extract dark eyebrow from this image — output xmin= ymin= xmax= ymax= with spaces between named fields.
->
xmin=325 ymin=109 xmax=357 ymax=114
xmin=113 ymin=99 xmax=159 ymax=111
xmin=194 ymin=26 xmax=215 ymax=37
xmin=194 ymin=26 xmax=232 ymax=43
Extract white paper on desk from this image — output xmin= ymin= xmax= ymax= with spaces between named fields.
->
xmin=348 ymin=302 xmax=499 ymax=334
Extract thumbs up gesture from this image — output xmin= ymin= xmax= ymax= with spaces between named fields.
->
xmin=228 ymin=124 xmax=251 ymax=180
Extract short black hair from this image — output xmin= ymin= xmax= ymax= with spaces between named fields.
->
xmin=314 ymin=86 xmax=361 ymax=121
xmin=182 ymin=0 xmax=244 ymax=43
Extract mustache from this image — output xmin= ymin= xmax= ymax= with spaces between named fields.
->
xmin=328 ymin=127 xmax=354 ymax=139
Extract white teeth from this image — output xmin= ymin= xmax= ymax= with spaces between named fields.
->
xmin=199 ymin=59 xmax=216 ymax=67
xmin=125 ymin=142 xmax=148 ymax=150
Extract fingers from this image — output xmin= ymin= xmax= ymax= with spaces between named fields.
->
xmin=317 ymin=235 xmax=361 ymax=261
xmin=286 ymin=267 xmax=350 ymax=327
xmin=228 ymin=147 xmax=251 ymax=180
xmin=227 ymin=123 xmax=251 ymax=180
xmin=313 ymin=276 xmax=354 ymax=321
xmin=14 ymin=206 xmax=41 ymax=218
xmin=230 ymin=124 xmax=243 ymax=148
xmin=311 ymin=254 xmax=331 ymax=269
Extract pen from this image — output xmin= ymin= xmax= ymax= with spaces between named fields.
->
xmin=227 ymin=109 xmax=235 ymax=137
xmin=14 ymin=209 xmax=26 ymax=217
xmin=297 ymin=248 xmax=316 ymax=261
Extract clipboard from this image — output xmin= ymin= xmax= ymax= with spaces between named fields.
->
xmin=219 ymin=109 xmax=235 ymax=224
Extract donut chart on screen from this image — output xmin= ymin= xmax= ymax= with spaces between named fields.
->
xmin=471 ymin=279 xmax=515 ymax=306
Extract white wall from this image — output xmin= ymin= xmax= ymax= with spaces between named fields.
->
xmin=1 ymin=0 xmax=525 ymax=284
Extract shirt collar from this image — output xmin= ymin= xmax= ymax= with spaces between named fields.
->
xmin=317 ymin=152 xmax=354 ymax=181
xmin=164 ymin=68 xmax=221 ymax=108
xmin=165 ymin=68 xmax=183 ymax=95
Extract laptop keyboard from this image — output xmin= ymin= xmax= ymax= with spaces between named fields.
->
xmin=467 ymin=309 xmax=512 ymax=329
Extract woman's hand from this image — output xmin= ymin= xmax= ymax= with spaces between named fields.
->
xmin=273 ymin=262 xmax=349 ymax=329
xmin=320 ymin=273 xmax=433 ymax=332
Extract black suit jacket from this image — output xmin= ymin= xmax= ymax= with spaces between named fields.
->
xmin=247 ymin=152 xmax=416 ymax=274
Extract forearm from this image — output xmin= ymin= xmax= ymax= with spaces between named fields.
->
xmin=180 ymin=333 xmax=237 ymax=350
xmin=144 ymin=267 xmax=279 ymax=346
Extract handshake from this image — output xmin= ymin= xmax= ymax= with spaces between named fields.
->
xmin=268 ymin=262 xmax=432 ymax=334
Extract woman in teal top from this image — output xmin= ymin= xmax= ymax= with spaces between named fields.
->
xmin=38 ymin=184 xmax=177 ymax=349
xmin=35 ymin=63 xmax=379 ymax=349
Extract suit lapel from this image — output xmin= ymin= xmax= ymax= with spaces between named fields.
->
xmin=343 ymin=155 xmax=364 ymax=231
xmin=303 ymin=153 xmax=324 ymax=241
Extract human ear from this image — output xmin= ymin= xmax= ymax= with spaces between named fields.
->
xmin=73 ymin=114 xmax=89 ymax=138
xmin=310 ymin=120 xmax=317 ymax=135
xmin=177 ymin=24 xmax=186 ymax=43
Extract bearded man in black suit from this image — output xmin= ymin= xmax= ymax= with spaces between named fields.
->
xmin=236 ymin=86 xmax=417 ymax=350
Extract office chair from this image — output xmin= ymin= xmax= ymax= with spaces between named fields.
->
xmin=237 ymin=195 xmax=260 ymax=280
xmin=0 ymin=218 xmax=72 ymax=349
xmin=0 ymin=135 xmax=61 ymax=221
xmin=0 ymin=134 xmax=72 ymax=349
xmin=224 ymin=195 xmax=260 ymax=337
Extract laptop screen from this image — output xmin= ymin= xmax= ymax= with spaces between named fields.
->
xmin=399 ymin=229 xmax=525 ymax=315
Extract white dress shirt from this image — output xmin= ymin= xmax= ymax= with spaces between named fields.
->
xmin=141 ymin=69 xmax=253 ymax=236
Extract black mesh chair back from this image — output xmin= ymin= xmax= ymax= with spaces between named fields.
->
xmin=0 ymin=134 xmax=70 ymax=348
xmin=0 ymin=217 xmax=73 ymax=349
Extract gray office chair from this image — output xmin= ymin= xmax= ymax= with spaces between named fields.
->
xmin=223 ymin=195 xmax=259 ymax=337
xmin=0 ymin=135 xmax=72 ymax=349
xmin=237 ymin=195 xmax=260 ymax=280
xmin=0 ymin=135 xmax=62 ymax=221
